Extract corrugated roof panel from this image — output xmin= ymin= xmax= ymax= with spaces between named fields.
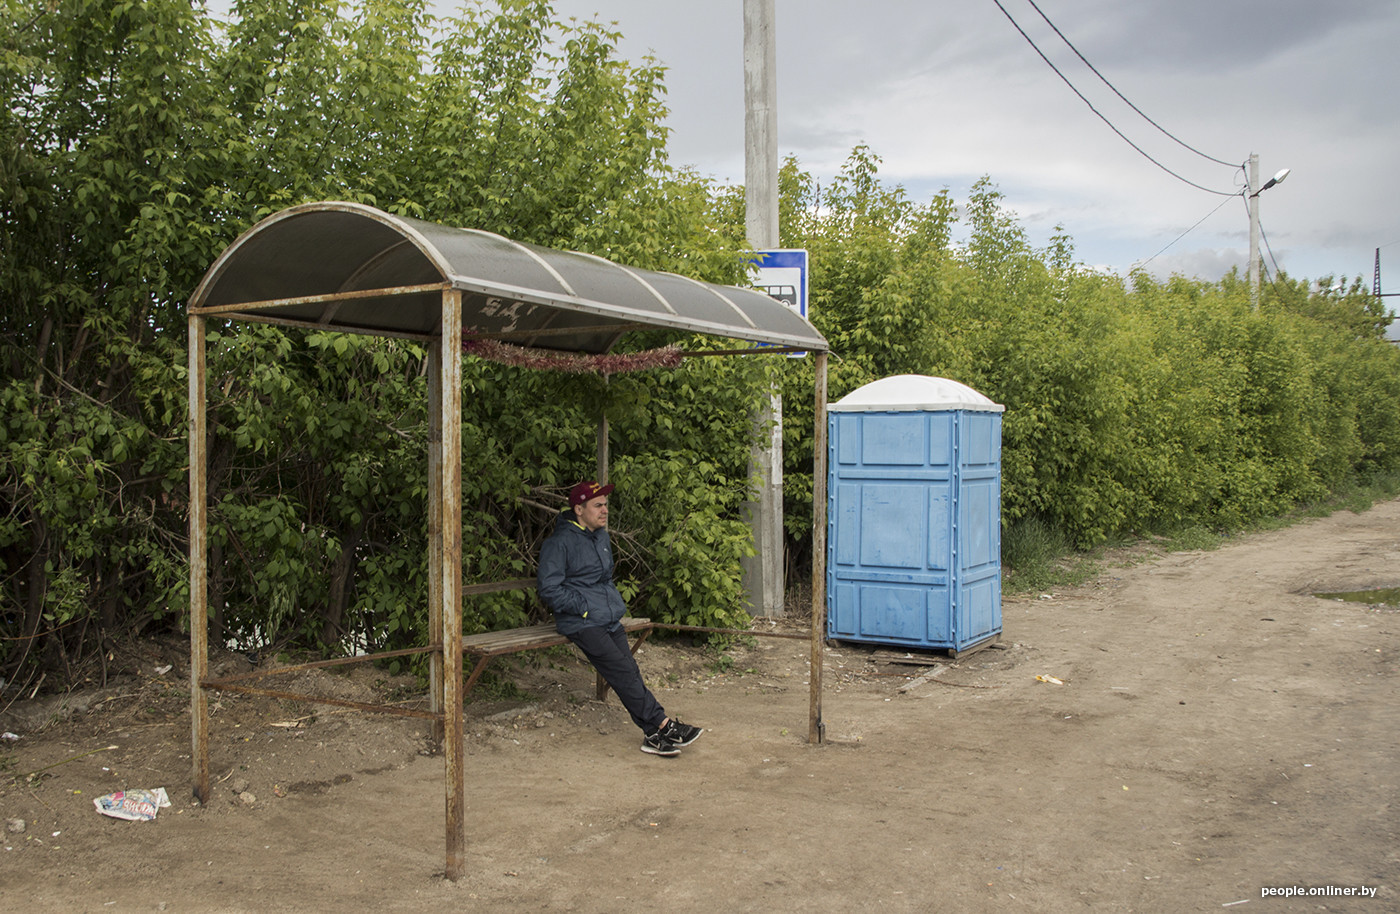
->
xmin=197 ymin=207 xmax=424 ymax=307
xmin=410 ymin=221 xmax=574 ymax=299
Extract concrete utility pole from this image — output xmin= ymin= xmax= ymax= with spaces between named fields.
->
xmin=741 ymin=0 xmax=784 ymax=617
xmin=1247 ymin=152 xmax=1289 ymax=309
xmin=1248 ymin=153 xmax=1261 ymax=308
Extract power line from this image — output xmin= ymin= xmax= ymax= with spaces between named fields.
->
xmin=1022 ymin=0 xmax=1237 ymax=168
xmin=1259 ymin=220 xmax=1283 ymax=282
xmin=1133 ymin=194 xmax=1237 ymax=271
xmin=990 ymin=0 xmax=1238 ymax=196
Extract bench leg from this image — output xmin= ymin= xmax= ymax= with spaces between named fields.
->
xmin=462 ymin=655 xmax=492 ymax=699
xmin=595 ymin=629 xmax=655 ymax=701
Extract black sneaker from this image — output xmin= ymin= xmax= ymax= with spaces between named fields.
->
xmin=660 ymin=719 xmax=703 ymax=748
xmin=640 ymin=731 xmax=681 ymax=757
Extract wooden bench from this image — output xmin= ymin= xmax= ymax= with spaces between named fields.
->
xmin=460 ymin=616 xmax=654 ymax=701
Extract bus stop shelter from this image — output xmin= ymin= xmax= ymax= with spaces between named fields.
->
xmin=186 ymin=201 xmax=832 ymax=879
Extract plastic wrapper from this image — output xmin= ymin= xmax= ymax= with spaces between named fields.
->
xmin=94 ymin=788 xmax=170 ymax=822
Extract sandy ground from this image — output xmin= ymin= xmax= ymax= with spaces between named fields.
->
xmin=3 ymin=499 xmax=1399 ymax=913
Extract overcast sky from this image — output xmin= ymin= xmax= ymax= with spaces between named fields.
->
xmin=525 ymin=0 xmax=1399 ymax=291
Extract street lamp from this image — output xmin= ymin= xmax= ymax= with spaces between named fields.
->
xmin=1257 ymin=168 xmax=1290 ymax=194
xmin=1248 ymin=152 xmax=1290 ymax=308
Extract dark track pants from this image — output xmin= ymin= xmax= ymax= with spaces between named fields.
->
xmin=565 ymin=623 xmax=666 ymax=734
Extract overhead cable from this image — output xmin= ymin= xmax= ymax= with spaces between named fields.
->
xmin=1132 ymin=194 xmax=1238 ymax=271
xmin=1259 ymin=220 xmax=1284 ymax=282
xmin=991 ymin=0 xmax=1237 ymax=196
xmin=1023 ymin=0 xmax=1237 ymax=168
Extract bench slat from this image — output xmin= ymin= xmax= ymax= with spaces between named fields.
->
xmin=461 ymin=618 xmax=652 ymax=657
xmin=458 ymin=618 xmax=655 ymax=702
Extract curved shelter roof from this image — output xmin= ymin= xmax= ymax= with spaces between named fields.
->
xmin=190 ymin=200 xmax=827 ymax=354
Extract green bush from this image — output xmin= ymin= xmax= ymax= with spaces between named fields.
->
xmin=6 ymin=0 xmax=1400 ymax=692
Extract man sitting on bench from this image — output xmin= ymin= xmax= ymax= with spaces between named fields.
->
xmin=537 ymin=480 xmax=703 ymax=757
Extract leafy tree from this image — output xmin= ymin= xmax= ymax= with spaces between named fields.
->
xmin=1 ymin=0 xmax=762 ymax=687
xmin=2 ymin=0 xmax=230 ymax=683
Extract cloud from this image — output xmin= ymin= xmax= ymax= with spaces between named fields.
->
xmin=505 ymin=1 xmax=1400 ymax=284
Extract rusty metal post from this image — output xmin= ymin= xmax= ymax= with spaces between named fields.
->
xmin=809 ymin=351 xmax=828 ymax=744
xmin=427 ymin=344 xmax=444 ymax=745
xmin=438 ymin=289 xmax=466 ymax=881
xmin=188 ymin=314 xmax=211 ymax=799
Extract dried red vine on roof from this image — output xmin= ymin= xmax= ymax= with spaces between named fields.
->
xmin=461 ymin=338 xmax=685 ymax=375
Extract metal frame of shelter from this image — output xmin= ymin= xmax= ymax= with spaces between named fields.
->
xmin=186 ymin=201 xmax=831 ymax=880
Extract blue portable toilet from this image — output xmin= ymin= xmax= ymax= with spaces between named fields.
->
xmin=827 ymin=375 xmax=1004 ymax=655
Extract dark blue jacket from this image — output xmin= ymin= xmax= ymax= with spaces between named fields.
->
xmin=537 ymin=510 xmax=628 ymax=635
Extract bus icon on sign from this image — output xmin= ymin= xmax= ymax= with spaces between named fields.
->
xmin=757 ymin=284 xmax=798 ymax=309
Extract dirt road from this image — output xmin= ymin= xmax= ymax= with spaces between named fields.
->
xmin=4 ymin=500 xmax=1398 ymax=912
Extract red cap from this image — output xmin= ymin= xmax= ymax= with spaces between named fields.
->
xmin=569 ymin=480 xmax=614 ymax=508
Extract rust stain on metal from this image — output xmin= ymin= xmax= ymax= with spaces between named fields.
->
xmin=190 ymin=282 xmax=449 ymax=316
xmin=199 ymin=681 xmax=440 ymax=719
xmin=439 ymin=288 xmax=467 ymax=882
xmin=188 ymin=314 xmax=211 ymax=802
xmin=198 ymin=645 xmax=439 ymax=686
xmin=810 ymin=351 xmax=829 ymax=745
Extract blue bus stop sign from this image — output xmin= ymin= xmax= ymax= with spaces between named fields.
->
xmin=748 ymin=249 xmax=809 ymax=356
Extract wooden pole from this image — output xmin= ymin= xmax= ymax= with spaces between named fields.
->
xmin=439 ymin=289 xmax=465 ymax=881
xmin=188 ymin=314 xmax=211 ymax=800
xmin=809 ymin=351 xmax=828 ymax=744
